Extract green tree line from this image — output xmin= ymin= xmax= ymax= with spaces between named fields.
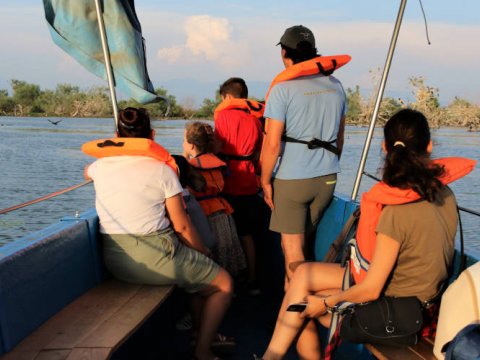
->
xmin=1 ymin=78 xmax=478 ymax=130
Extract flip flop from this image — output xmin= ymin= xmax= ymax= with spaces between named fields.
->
xmin=190 ymin=333 xmax=236 ymax=351
xmin=210 ymin=333 xmax=236 ymax=351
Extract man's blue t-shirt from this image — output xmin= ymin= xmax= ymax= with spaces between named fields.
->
xmin=264 ymin=74 xmax=347 ymax=180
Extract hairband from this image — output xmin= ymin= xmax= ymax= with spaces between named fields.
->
xmin=394 ymin=141 xmax=406 ymax=148
xmin=119 ymin=120 xmax=136 ymax=130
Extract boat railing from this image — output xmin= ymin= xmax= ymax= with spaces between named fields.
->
xmin=0 ymin=180 xmax=92 ymax=216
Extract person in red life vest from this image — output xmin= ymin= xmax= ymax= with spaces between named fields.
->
xmin=214 ymin=78 xmax=265 ymax=295
xmin=260 ymin=25 xmax=348 ymax=291
xmin=256 ymin=109 xmax=476 ymax=360
xmin=183 ymin=121 xmax=247 ymax=278
xmin=84 ymin=108 xmax=233 ymax=360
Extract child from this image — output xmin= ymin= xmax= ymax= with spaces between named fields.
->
xmin=183 ymin=121 xmax=246 ymax=277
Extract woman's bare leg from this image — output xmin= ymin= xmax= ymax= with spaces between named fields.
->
xmin=262 ymin=262 xmax=344 ymax=360
xmin=296 ymin=320 xmax=321 ymax=360
xmin=193 ymin=268 xmax=233 ymax=360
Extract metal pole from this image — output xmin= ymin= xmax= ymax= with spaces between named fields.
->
xmin=350 ymin=0 xmax=408 ymax=200
xmin=94 ymin=0 xmax=120 ymax=130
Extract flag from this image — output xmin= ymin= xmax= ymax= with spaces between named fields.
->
xmin=43 ymin=0 xmax=158 ymax=104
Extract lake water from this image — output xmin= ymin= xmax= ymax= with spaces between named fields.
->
xmin=1 ymin=116 xmax=479 ymax=255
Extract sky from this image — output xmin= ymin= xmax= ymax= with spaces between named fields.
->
xmin=1 ymin=0 xmax=480 ymax=107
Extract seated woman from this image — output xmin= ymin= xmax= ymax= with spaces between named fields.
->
xmin=257 ymin=109 xmax=475 ymax=360
xmin=85 ymin=107 xmax=232 ymax=360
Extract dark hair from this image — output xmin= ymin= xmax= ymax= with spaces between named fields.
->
xmin=281 ymin=43 xmax=318 ymax=64
xmin=171 ymin=155 xmax=206 ymax=192
xmin=382 ymin=109 xmax=445 ymax=202
xmin=219 ymin=77 xmax=248 ymax=98
xmin=185 ymin=121 xmax=216 ymax=154
xmin=117 ymin=107 xmax=152 ymax=139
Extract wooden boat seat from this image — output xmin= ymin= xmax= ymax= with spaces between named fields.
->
xmin=365 ymin=337 xmax=436 ymax=360
xmin=0 ymin=279 xmax=174 ymax=360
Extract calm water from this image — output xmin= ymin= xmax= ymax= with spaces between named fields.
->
xmin=1 ymin=116 xmax=479 ymax=254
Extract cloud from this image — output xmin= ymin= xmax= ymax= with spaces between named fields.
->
xmin=157 ymin=46 xmax=184 ymax=64
xmin=157 ymin=15 xmax=248 ymax=69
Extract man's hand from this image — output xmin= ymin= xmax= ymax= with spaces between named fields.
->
xmin=262 ymin=182 xmax=274 ymax=210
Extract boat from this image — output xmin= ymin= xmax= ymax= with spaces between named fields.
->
xmin=0 ymin=1 xmax=478 ymax=359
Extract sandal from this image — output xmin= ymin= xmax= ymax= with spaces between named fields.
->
xmin=211 ymin=333 xmax=236 ymax=350
xmin=190 ymin=333 xmax=236 ymax=351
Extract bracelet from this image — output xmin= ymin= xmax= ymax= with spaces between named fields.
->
xmin=323 ymin=296 xmax=336 ymax=314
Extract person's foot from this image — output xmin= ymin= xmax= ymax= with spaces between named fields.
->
xmin=248 ymin=281 xmax=261 ymax=296
xmin=175 ymin=312 xmax=193 ymax=331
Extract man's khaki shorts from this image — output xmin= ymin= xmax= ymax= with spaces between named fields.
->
xmin=270 ymin=174 xmax=337 ymax=234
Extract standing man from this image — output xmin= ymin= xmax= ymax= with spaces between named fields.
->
xmin=261 ymin=25 xmax=348 ymax=288
xmin=214 ymin=77 xmax=265 ymax=295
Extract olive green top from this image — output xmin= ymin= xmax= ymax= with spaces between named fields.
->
xmin=376 ymin=187 xmax=458 ymax=302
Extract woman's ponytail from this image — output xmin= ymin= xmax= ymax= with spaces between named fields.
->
xmin=382 ymin=109 xmax=445 ymax=202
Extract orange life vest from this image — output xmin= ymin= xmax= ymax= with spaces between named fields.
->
xmin=352 ymin=157 xmax=477 ymax=284
xmin=82 ymin=137 xmax=178 ymax=175
xmin=265 ymin=54 xmax=351 ymax=101
xmin=214 ymin=98 xmax=265 ymax=121
xmin=187 ymin=153 xmax=233 ymax=216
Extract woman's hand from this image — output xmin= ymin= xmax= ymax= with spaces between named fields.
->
xmin=300 ymin=295 xmax=327 ymax=319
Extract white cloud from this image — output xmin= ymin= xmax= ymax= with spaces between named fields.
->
xmin=156 ymin=15 xmax=248 ymax=70
xmin=157 ymin=45 xmax=184 ymax=64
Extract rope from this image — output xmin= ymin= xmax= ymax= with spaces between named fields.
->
xmin=0 ymin=180 xmax=93 ymax=215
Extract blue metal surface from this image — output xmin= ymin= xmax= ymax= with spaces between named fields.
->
xmin=0 ymin=209 xmax=102 ymax=354
xmin=314 ymin=192 xmax=359 ymax=261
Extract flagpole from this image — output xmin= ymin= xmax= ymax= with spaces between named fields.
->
xmin=350 ymin=0 xmax=407 ymax=200
xmin=94 ymin=0 xmax=120 ymax=130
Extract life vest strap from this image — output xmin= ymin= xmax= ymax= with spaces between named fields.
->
xmin=196 ymin=194 xmax=221 ymax=201
xmin=282 ymin=135 xmax=340 ymax=156
xmin=217 ymin=153 xmax=255 ymax=162
xmin=316 ymin=59 xmax=337 ymax=76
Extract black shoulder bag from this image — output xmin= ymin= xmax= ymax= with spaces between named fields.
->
xmin=340 ymin=296 xmax=423 ymax=347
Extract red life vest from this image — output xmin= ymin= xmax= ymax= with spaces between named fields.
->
xmin=187 ymin=153 xmax=233 ymax=216
xmin=265 ymin=54 xmax=351 ymax=100
xmin=214 ymin=98 xmax=265 ymax=122
xmin=352 ymin=157 xmax=477 ymax=284
xmin=82 ymin=137 xmax=178 ymax=175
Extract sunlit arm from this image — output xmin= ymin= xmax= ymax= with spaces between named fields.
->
xmin=327 ymin=233 xmax=400 ymax=304
xmin=165 ymin=193 xmax=209 ymax=255
xmin=336 ymin=116 xmax=346 ymax=159
xmin=260 ymin=118 xmax=284 ymax=209
xmin=84 ymin=164 xmax=91 ymax=180
xmin=302 ymin=233 xmax=401 ymax=319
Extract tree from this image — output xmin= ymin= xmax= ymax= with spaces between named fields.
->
xmin=195 ymin=91 xmax=221 ymax=119
xmin=408 ymin=76 xmax=444 ymax=128
xmin=346 ymin=86 xmax=363 ymax=123
xmin=446 ymin=97 xmax=480 ymax=131
xmin=0 ymin=89 xmax=15 ymax=115
xmin=11 ymin=79 xmax=41 ymax=115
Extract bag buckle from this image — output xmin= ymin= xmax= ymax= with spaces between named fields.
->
xmin=386 ymin=325 xmax=395 ymax=334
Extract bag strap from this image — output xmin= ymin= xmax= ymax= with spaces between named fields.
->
xmin=323 ymin=208 xmax=360 ymax=263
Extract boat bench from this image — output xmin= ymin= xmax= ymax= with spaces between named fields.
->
xmin=364 ymin=338 xmax=436 ymax=360
xmin=0 ymin=279 xmax=174 ymax=360
xmin=0 ymin=209 xmax=176 ymax=359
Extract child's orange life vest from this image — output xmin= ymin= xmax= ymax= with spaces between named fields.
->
xmin=187 ymin=153 xmax=233 ymax=216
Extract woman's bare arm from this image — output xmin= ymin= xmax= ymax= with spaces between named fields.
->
xmin=165 ymin=193 xmax=209 ymax=255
